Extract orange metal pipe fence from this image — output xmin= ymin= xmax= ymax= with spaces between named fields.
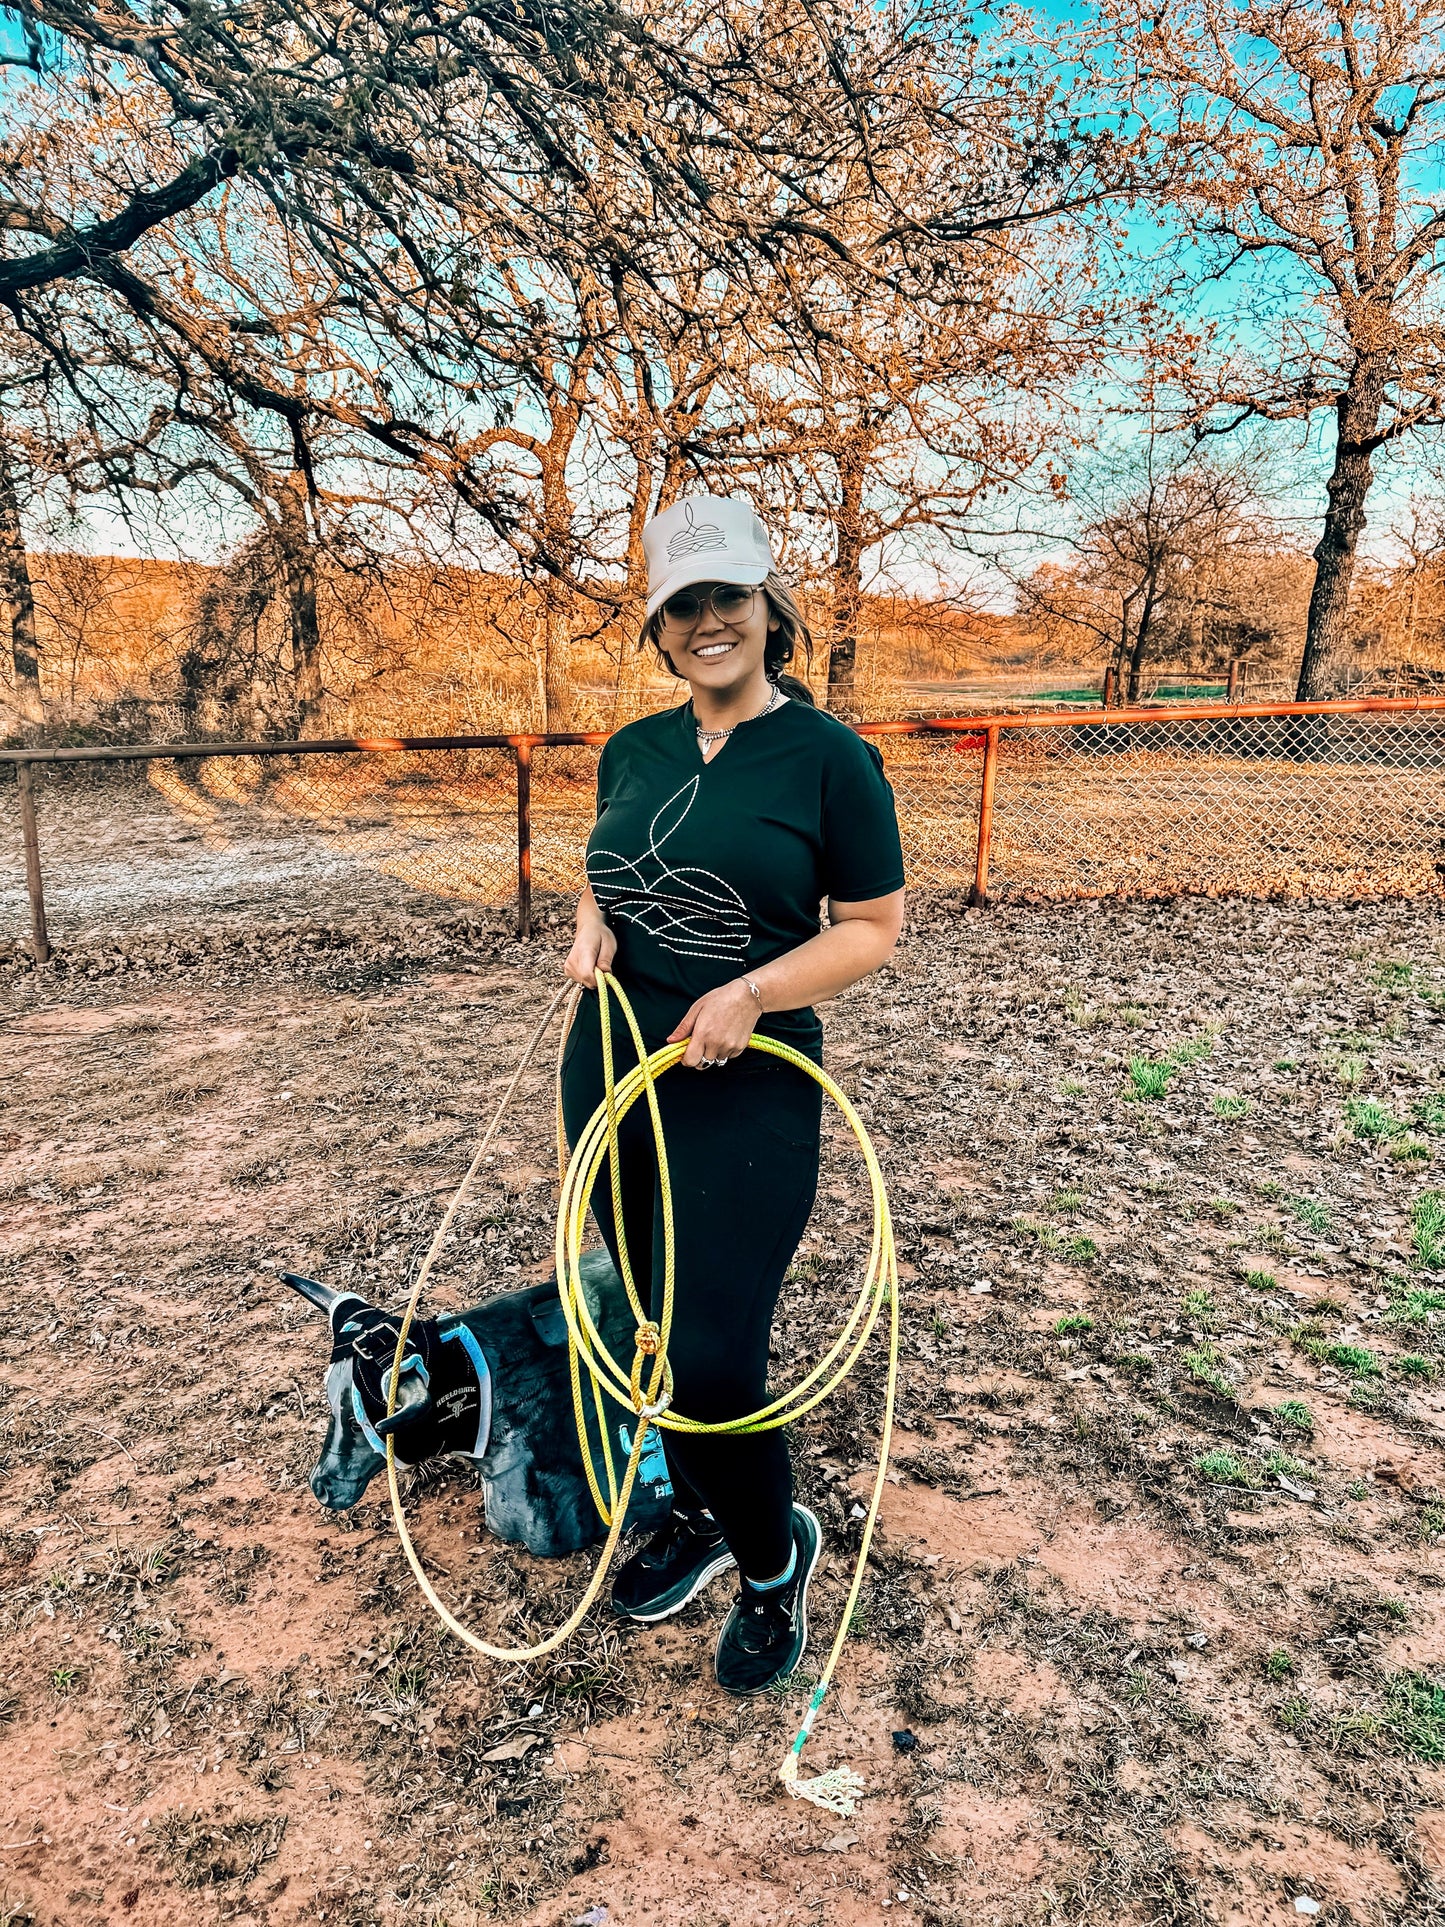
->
xmin=4 ymin=694 xmax=1444 ymax=958
xmin=971 ymin=725 xmax=1000 ymax=909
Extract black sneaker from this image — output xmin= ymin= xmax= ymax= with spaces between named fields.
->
xmin=610 ymin=1508 xmax=736 ymax=1623
xmin=714 ymin=1505 xmax=821 ymax=1697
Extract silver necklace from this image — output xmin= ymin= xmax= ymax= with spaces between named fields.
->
xmin=695 ymin=681 xmax=782 ymax=749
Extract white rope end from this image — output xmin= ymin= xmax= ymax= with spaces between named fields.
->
xmin=780 ymin=1762 xmax=866 ymax=1817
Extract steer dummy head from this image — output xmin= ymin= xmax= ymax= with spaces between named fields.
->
xmin=281 ymin=1272 xmax=492 ymax=1510
xmin=282 ymin=1251 xmax=675 ymax=1559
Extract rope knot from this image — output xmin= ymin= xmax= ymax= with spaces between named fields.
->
xmin=633 ymin=1320 xmax=661 ymax=1356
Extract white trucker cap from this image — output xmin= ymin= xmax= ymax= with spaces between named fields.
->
xmin=642 ymin=495 xmax=775 ymax=619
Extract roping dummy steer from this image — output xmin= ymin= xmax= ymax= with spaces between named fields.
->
xmin=283 ymin=1249 xmax=673 ymax=1557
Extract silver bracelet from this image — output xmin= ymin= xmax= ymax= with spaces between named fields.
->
xmin=741 ymin=975 xmax=764 ymax=1012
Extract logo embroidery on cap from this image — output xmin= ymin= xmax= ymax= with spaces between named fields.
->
xmin=666 ymin=501 xmax=728 ymax=561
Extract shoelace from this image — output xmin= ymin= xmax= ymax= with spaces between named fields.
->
xmin=645 ymin=1514 xmax=716 ymax=1568
xmin=737 ymin=1588 xmax=794 ymax=1650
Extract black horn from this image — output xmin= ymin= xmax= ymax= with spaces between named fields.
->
xmin=280 ymin=1271 xmax=350 ymax=1318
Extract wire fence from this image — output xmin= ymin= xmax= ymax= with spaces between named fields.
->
xmin=972 ymin=708 xmax=1445 ymax=903
xmin=3 ymin=699 xmax=1442 ymax=962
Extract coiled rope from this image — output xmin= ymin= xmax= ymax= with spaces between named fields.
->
xmin=382 ymin=969 xmax=899 ymax=1816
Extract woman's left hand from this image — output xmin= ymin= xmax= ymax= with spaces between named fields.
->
xmin=667 ymin=980 xmax=759 ymax=1069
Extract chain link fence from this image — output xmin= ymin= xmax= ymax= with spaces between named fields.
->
xmin=3 ymin=700 xmax=1442 ymax=960
xmin=981 ymin=709 xmax=1445 ymax=902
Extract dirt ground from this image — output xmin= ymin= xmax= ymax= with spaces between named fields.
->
xmin=3 ymin=894 xmax=1445 ymax=1927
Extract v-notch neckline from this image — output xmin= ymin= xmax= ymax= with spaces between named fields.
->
xmin=686 ymin=691 xmax=787 ymax=768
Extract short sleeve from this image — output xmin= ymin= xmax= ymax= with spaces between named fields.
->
xmin=594 ymin=733 xmax=618 ymax=814
xmin=820 ymin=730 xmax=906 ymax=901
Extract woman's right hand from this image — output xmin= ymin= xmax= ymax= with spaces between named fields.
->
xmin=565 ymin=912 xmax=617 ymax=988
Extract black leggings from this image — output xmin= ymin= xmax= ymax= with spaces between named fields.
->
xmin=559 ymin=991 xmax=822 ymax=1581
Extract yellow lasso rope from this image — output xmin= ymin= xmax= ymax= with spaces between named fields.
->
xmin=382 ymin=969 xmax=899 ymax=1816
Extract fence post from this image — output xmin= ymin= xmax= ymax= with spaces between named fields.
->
xmin=969 ymin=725 xmax=1000 ymax=908
xmin=515 ymin=740 xmax=533 ymax=940
xmin=16 ymin=758 xmax=50 ymax=964
xmin=1102 ymin=666 xmax=1117 ymax=708
xmin=1227 ymin=659 xmax=1243 ymax=702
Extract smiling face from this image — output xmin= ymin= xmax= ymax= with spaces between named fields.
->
xmin=657 ymin=581 xmax=779 ymax=697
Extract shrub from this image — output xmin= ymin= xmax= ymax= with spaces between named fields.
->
xmin=1195 ymin=1448 xmax=1259 ymax=1486
xmin=1297 ymin=1337 xmax=1383 ymax=1378
xmin=1290 ymin=1197 xmax=1331 ymax=1235
xmin=1127 ymin=1057 xmax=1172 ymax=1102
xmin=1383 ymin=1672 xmax=1445 ymax=1764
xmin=1411 ymin=1191 xmax=1445 ymax=1271
xmin=1346 ymin=1097 xmax=1405 ymax=1142
xmin=1184 ymin=1344 xmax=1234 ymax=1398
xmin=1274 ymin=1400 xmax=1314 ymax=1435
xmin=1396 ymin=1354 xmax=1437 ymax=1381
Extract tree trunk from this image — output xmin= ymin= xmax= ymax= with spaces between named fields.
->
xmin=537 ymin=442 xmax=578 ymax=732
xmin=277 ymin=477 xmax=322 ymax=729
xmin=1126 ymin=583 xmax=1159 ymax=704
xmin=0 ymin=442 xmax=41 ymax=735
xmin=827 ymin=441 xmax=867 ymax=716
xmin=1296 ymin=357 xmax=1387 ymax=700
xmin=1110 ymin=594 xmax=1132 ymax=701
xmin=540 ymin=579 xmax=572 ymax=732
xmin=614 ymin=449 xmax=661 ymax=726
xmin=655 ymin=447 xmax=692 ymax=517
xmin=285 ymin=546 xmax=322 ymax=726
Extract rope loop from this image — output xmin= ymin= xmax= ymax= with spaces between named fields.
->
xmin=382 ymin=967 xmax=900 ymax=1811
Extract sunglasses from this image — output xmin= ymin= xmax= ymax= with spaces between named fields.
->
xmin=658 ymin=583 xmax=757 ymax=632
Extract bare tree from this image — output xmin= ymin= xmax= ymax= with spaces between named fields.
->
xmin=4 ymin=0 xmax=1132 ymax=736
xmin=1353 ymin=484 xmax=1445 ymax=684
xmin=739 ymin=291 xmax=1073 ymax=715
xmin=1017 ymin=438 xmax=1274 ymax=701
xmin=4 ymin=0 xmax=1113 ymax=500
xmin=0 ymin=433 xmax=41 ymax=733
xmin=1088 ymin=0 xmax=1445 ymax=696
xmin=30 ymin=548 xmax=123 ymax=711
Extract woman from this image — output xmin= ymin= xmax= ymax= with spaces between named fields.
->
xmin=562 ymin=493 xmax=905 ymax=1695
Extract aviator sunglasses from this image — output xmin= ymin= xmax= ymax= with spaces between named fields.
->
xmin=658 ymin=583 xmax=757 ymax=632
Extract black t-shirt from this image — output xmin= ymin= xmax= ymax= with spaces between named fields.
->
xmin=584 ymin=696 xmax=906 ymax=1057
